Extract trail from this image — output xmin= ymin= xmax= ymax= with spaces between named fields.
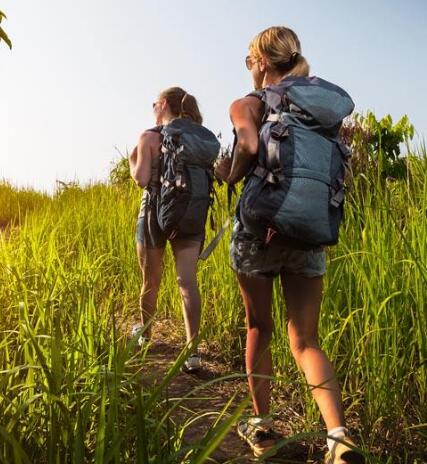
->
xmin=136 ymin=319 xmax=326 ymax=464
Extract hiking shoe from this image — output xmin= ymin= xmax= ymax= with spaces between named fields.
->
xmin=131 ymin=324 xmax=149 ymax=347
xmin=182 ymin=353 xmax=201 ymax=373
xmin=324 ymin=436 xmax=365 ymax=464
xmin=237 ymin=419 xmax=280 ymax=458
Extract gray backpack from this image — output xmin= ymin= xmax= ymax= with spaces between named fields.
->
xmin=239 ymin=76 xmax=355 ymax=249
xmin=157 ymin=118 xmax=220 ymax=238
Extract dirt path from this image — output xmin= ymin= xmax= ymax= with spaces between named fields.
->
xmin=137 ymin=319 xmax=326 ymax=463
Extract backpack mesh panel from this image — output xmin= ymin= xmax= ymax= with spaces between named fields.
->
xmin=291 ymin=127 xmax=332 ymax=176
xmin=274 ymin=177 xmax=332 ymax=243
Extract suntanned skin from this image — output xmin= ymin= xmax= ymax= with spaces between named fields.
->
xmin=129 ymin=131 xmax=162 ymax=188
xmin=128 ymin=98 xmax=202 ymax=345
xmin=216 ymin=53 xmax=346 ymax=431
xmin=227 ymin=96 xmax=264 ymax=184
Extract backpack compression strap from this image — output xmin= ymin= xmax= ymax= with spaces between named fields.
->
xmin=246 ymin=90 xmax=285 ymax=175
xmin=159 ymin=131 xmax=186 ymax=189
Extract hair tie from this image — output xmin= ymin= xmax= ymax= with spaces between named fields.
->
xmin=290 ymin=51 xmax=300 ymax=64
xmin=277 ymin=52 xmax=300 ymax=71
xmin=180 ymin=92 xmax=188 ymax=112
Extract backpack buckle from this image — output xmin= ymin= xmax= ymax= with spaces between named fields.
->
xmin=330 ymin=187 xmax=345 ymax=207
xmin=271 ymin=123 xmax=289 ymax=140
xmin=338 ymin=142 xmax=351 ymax=158
xmin=269 ymin=169 xmax=285 ymax=184
xmin=175 ymin=174 xmax=187 ymax=189
xmin=266 ymin=114 xmax=280 ymax=122
xmin=254 ymin=165 xmax=284 ymax=184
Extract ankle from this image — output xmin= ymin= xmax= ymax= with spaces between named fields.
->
xmin=327 ymin=426 xmax=348 ymax=451
xmin=248 ymin=415 xmax=273 ymax=430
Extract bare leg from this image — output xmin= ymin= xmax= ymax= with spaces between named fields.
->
xmin=171 ymin=239 xmax=202 ymax=346
xmin=281 ymin=273 xmax=345 ymax=430
xmin=237 ymin=273 xmax=274 ymax=416
xmin=136 ymin=242 xmax=165 ymax=339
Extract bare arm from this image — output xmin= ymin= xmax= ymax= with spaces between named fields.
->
xmin=129 ymin=131 xmax=162 ymax=188
xmin=226 ymin=96 xmax=264 ymax=185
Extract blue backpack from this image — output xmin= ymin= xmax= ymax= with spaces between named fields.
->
xmin=157 ymin=118 xmax=220 ymax=238
xmin=239 ymin=76 xmax=355 ymax=249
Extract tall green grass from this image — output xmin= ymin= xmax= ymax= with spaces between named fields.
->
xmin=0 ymin=183 xmax=247 ymax=463
xmin=1 ymin=149 xmax=427 ymax=461
xmin=173 ymin=152 xmax=427 ymax=459
xmin=0 ymin=182 xmax=50 ymax=229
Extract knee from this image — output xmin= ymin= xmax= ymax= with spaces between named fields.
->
xmin=142 ymin=273 xmax=161 ymax=293
xmin=288 ymin=330 xmax=319 ymax=359
xmin=247 ymin=319 xmax=273 ymax=341
xmin=176 ymin=274 xmax=197 ymax=294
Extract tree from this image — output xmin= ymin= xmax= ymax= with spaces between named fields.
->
xmin=0 ymin=9 xmax=12 ymax=49
xmin=341 ymin=111 xmax=414 ymax=179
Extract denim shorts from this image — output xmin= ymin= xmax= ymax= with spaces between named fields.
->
xmin=135 ymin=212 xmax=205 ymax=249
xmin=230 ymin=218 xmax=326 ymax=278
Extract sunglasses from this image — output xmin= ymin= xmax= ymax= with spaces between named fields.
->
xmin=245 ymin=55 xmax=257 ymax=70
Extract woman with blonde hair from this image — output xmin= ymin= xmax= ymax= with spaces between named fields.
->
xmin=129 ymin=87 xmax=219 ymax=372
xmin=216 ymin=26 xmax=364 ymax=463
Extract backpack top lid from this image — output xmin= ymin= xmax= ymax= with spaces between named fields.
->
xmin=265 ymin=76 xmax=355 ymax=130
xmin=161 ymin=118 xmax=220 ymax=168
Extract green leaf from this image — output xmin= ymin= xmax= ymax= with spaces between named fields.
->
xmin=0 ymin=25 xmax=12 ymax=49
xmin=0 ymin=425 xmax=31 ymax=464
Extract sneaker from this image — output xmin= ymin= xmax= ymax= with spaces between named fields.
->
xmin=131 ymin=324 xmax=149 ymax=347
xmin=324 ymin=436 xmax=365 ymax=464
xmin=237 ymin=418 xmax=280 ymax=458
xmin=182 ymin=353 xmax=201 ymax=373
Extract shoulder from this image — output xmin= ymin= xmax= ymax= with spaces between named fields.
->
xmin=231 ymin=94 xmax=263 ymax=109
xmin=230 ymin=93 xmax=264 ymax=113
xmin=230 ymin=94 xmax=264 ymax=126
xmin=139 ymin=128 xmax=162 ymax=145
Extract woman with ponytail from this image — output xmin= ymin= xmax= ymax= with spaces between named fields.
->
xmin=215 ymin=26 xmax=364 ymax=463
xmin=129 ymin=86 xmax=217 ymax=373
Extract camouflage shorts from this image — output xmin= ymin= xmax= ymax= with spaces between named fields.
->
xmin=230 ymin=219 xmax=326 ymax=279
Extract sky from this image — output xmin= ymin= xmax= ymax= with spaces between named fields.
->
xmin=1 ymin=0 xmax=426 ymax=193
